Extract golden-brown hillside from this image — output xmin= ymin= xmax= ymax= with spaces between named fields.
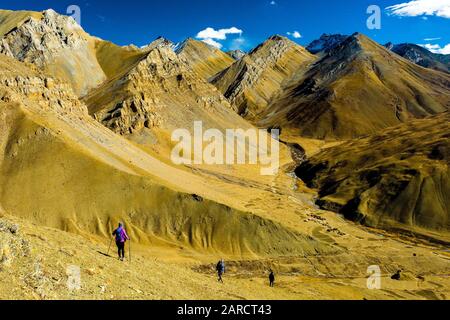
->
xmin=94 ymin=39 xmax=148 ymax=80
xmin=212 ymin=35 xmax=316 ymax=120
xmin=0 ymin=9 xmax=449 ymax=301
xmin=0 ymin=53 xmax=324 ymax=257
xmin=176 ymin=38 xmax=235 ymax=80
xmin=0 ymin=9 xmax=106 ymax=96
xmin=296 ymin=112 xmax=450 ymax=237
xmin=82 ymin=41 xmax=253 ymax=154
xmin=259 ymin=33 xmax=450 ymax=139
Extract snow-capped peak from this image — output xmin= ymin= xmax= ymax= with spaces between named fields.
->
xmin=306 ymin=34 xmax=348 ymax=54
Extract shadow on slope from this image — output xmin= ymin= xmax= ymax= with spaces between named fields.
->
xmin=295 ymin=113 xmax=450 ymax=238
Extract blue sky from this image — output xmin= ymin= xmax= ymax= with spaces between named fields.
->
xmin=1 ymin=0 xmax=449 ymax=53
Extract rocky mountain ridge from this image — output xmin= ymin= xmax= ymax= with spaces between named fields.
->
xmin=259 ymin=33 xmax=450 ymax=139
xmin=212 ymin=35 xmax=316 ymax=119
xmin=386 ymin=42 xmax=450 ymax=73
xmin=0 ymin=9 xmax=106 ymax=95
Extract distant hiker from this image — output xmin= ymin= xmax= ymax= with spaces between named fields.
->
xmin=216 ymin=259 xmax=225 ymax=283
xmin=269 ymin=270 xmax=275 ymax=287
xmin=112 ymin=223 xmax=130 ymax=261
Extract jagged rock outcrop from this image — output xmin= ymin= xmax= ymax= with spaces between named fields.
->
xmin=212 ymin=35 xmax=316 ymax=120
xmin=0 ymin=219 xmax=29 ymax=270
xmin=84 ymin=44 xmax=247 ymax=137
xmin=0 ymin=76 xmax=86 ymax=114
xmin=97 ymin=97 xmax=161 ymax=135
xmin=306 ymin=34 xmax=348 ymax=54
xmin=227 ymin=50 xmax=246 ymax=60
xmin=0 ymin=9 xmax=106 ymax=95
xmin=0 ymin=55 xmax=86 ymax=115
xmin=143 ymin=36 xmax=175 ymax=51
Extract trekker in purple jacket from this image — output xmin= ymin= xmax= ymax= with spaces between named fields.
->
xmin=112 ymin=223 xmax=130 ymax=261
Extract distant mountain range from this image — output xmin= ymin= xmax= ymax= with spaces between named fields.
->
xmin=385 ymin=42 xmax=450 ymax=74
xmin=306 ymin=34 xmax=348 ymax=54
xmin=209 ymin=32 xmax=449 ymax=140
xmin=304 ymin=33 xmax=450 ymax=74
xmin=226 ymin=49 xmax=246 ymax=60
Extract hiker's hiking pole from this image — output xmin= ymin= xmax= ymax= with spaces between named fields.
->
xmin=129 ymin=239 xmax=132 ymax=263
xmin=107 ymin=237 xmax=113 ymax=256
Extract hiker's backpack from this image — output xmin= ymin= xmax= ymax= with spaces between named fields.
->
xmin=217 ymin=261 xmax=225 ymax=273
xmin=115 ymin=228 xmax=125 ymax=242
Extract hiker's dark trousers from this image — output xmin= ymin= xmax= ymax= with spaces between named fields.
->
xmin=116 ymin=241 xmax=125 ymax=258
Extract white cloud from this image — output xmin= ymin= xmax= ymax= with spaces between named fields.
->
xmin=287 ymin=31 xmax=302 ymax=39
xmin=420 ymin=43 xmax=441 ymax=50
xmin=439 ymin=44 xmax=450 ymax=54
xmin=230 ymin=37 xmax=247 ymax=50
xmin=423 ymin=37 xmax=441 ymax=41
xmin=196 ymin=27 xmax=243 ymax=50
xmin=201 ymin=38 xmax=223 ymax=49
xmin=196 ymin=27 xmax=243 ymax=40
xmin=419 ymin=43 xmax=450 ymax=54
xmin=270 ymin=1 xmax=277 ymax=5
xmin=386 ymin=0 xmax=450 ymax=19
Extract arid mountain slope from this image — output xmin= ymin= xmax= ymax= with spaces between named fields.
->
xmin=212 ymin=35 xmax=316 ymax=120
xmin=0 ymin=53 xmax=328 ymax=257
xmin=0 ymin=9 xmax=42 ymax=36
xmin=2 ymin=212 xmax=450 ymax=300
xmin=0 ymin=8 xmax=449 ymax=301
xmin=83 ymin=43 xmax=251 ymax=141
xmin=0 ymin=9 xmax=106 ymax=96
xmin=259 ymin=33 xmax=450 ymax=139
xmin=94 ymin=39 xmax=147 ymax=80
xmin=175 ymin=38 xmax=235 ymax=80
xmin=296 ymin=112 xmax=450 ymax=234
